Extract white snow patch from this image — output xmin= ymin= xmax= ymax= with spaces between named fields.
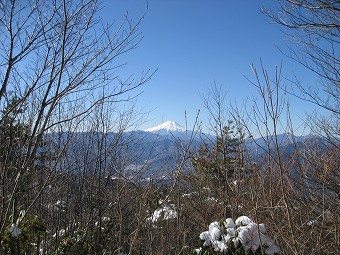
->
xmin=194 ymin=248 xmax=202 ymax=254
xmin=225 ymin=218 xmax=236 ymax=228
xmin=235 ymin=215 xmax=254 ymax=226
xmin=208 ymin=221 xmax=221 ymax=241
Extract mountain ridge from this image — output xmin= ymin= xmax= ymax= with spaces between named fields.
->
xmin=44 ymin=127 xmax=330 ymax=180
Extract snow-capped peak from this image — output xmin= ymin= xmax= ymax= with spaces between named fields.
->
xmin=145 ymin=120 xmax=186 ymax=133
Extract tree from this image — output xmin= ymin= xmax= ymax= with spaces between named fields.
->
xmin=0 ymin=0 xmax=152 ymax=252
xmin=187 ymin=84 xmax=246 ymax=221
xmin=258 ymin=4 xmax=340 ymax=251
xmin=0 ymin=96 xmax=27 ymax=254
xmin=263 ymin=0 xmax=339 ymax=113
xmin=0 ymin=95 xmax=29 ymax=166
xmin=192 ymin=122 xmax=244 ymax=181
xmin=262 ymin=0 xmax=339 ymax=143
xmin=229 ymin=60 xmax=340 ymax=254
xmin=200 ymin=83 xmax=245 ymax=181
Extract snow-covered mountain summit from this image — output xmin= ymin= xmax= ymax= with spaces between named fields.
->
xmin=145 ymin=120 xmax=186 ymax=133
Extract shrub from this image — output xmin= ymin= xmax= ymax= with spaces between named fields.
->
xmin=192 ymin=216 xmax=280 ymax=255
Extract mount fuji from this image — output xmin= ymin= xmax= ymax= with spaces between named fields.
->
xmin=144 ymin=120 xmax=186 ymax=133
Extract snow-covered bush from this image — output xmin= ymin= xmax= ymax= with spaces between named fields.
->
xmin=147 ymin=203 xmax=177 ymax=223
xmin=193 ymin=216 xmax=280 ymax=255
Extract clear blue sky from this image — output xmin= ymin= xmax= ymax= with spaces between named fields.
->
xmin=101 ymin=0 xmax=322 ymax=135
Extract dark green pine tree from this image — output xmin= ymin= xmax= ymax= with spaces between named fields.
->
xmin=192 ymin=120 xmax=245 ymax=181
xmin=214 ymin=121 xmax=244 ymax=179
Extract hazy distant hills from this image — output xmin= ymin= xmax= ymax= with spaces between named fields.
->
xmin=44 ymin=120 xmax=330 ymax=180
xmin=44 ymin=121 xmax=202 ymax=179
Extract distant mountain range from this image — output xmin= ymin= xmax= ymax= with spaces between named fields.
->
xmin=45 ymin=120 xmax=331 ymax=181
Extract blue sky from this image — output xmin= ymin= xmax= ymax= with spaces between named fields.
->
xmin=102 ymin=0 xmax=322 ymax=135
